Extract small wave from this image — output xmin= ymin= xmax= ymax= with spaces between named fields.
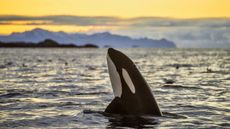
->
xmin=219 ymin=123 xmax=230 ymax=128
xmin=0 ymin=114 xmax=77 ymax=128
xmin=0 ymin=65 xmax=7 ymax=69
xmin=74 ymin=91 xmax=109 ymax=95
xmin=51 ymin=85 xmax=79 ymax=89
xmin=201 ymin=70 xmax=230 ymax=74
xmin=165 ymin=63 xmax=195 ymax=68
xmin=0 ymin=92 xmax=23 ymax=98
xmin=162 ymin=84 xmax=201 ymax=89
xmin=83 ymin=109 xmax=104 ymax=114
xmin=162 ymin=112 xmax=187 ymax=119
xmin=36 ymin=102 xmax=81 ymax=109
xmin=5 ymin=61 xmax=14 ymax=66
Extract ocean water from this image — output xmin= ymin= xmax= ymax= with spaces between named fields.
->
xmin=0 ymin=48 xmax=229 ymax=128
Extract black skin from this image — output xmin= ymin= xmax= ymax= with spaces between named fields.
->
xmin=105 ymin=48 xmax=162 ymax=116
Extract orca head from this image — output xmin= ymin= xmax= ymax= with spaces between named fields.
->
xmin=106 ymin=48 xmax=162 ymax=116
xmin=107 ymin=48 xmax=136 ymax=98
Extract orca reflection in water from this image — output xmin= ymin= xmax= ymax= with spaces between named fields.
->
xmin=105 ymin=48 xmax=162 ymax=116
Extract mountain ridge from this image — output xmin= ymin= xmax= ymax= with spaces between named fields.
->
xmin=0 ymin=28 xmax=176 ymax=48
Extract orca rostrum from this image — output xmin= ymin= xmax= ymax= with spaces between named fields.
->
xmin=105 ymin=48 xmax=162 ymax=116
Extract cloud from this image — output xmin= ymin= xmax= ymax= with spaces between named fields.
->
xmin=127 ymin=17 xmax=230 ymax=28
xmin=0 ymin=15 xmax=229 ymax=48
xmin=0 ymin=15 xmax=121 ymax=26
xmin=0 ymin=15 xmax=230 ymax=28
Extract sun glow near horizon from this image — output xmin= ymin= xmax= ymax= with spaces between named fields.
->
xmin=1 ymin=0 xmax=230 ymax=18
xmin=0 ymin=0 xmax=230 ymax=34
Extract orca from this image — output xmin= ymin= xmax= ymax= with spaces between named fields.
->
xmin=105 ymin=48 xmax=162 ymax=116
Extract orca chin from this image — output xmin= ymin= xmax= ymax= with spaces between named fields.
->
xmin=105 ymin=48 xmax=162 ymax=116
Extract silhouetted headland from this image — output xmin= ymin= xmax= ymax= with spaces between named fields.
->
xmin=0 ymin=39 xmax=98 ymax=48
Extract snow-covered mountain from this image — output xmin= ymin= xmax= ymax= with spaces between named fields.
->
xmin=0 ymin=28 xmax=176 ymax=48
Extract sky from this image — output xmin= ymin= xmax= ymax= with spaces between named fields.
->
xmin=0 ymin=0 xmax=230 ymax=47
xmin=1 ymin=0 xmax=230 ymax=18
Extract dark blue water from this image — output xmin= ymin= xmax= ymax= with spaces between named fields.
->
xmin=0 ymin=48 xmax=229 ymax=128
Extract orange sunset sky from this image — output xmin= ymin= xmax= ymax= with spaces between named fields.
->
xmin=0 ymin=0 xmax=230 ymax=34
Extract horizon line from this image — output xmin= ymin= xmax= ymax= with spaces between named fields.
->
xmin=1 ymin=14 xmax=230 ymax=20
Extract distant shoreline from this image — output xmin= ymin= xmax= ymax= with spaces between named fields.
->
xmin=0 ymin=39 xmax=98 ymax=48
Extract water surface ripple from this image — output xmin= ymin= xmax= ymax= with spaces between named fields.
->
xmin=0 ymin=48 xmax=229 ymax=128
